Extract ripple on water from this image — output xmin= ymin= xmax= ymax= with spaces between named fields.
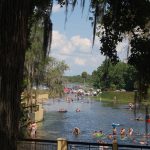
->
xmin=37 ymin=98 xmax=149 ymax=145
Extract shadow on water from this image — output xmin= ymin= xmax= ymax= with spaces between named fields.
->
xmin=37 ymin=95 xmax=150 ymax=145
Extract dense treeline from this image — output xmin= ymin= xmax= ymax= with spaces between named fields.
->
xmin=64 ymin=74 xmax=93 ymax=86
xmin=92 ymin=60 xmax=137 ymax=91
xmin=64 ymin=75 xmax=83 ymax=83
xmin=65 ymin=60 xmax=137 ymax=91
xmin=24 ymin=24 xmax=69 ymax=99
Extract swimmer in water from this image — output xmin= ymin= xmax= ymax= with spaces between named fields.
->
xmin=120 ymin=128 xmax=126 ymax=138
xmin=73 ymin=127 xmax=80 ymax=135
xmin=112 ymin=127 xmax=117 ymax=136
xmin=107 ymin=134 xmax=113 ymax=139
xmin=128 ymin=128 xmax=133 ymax=136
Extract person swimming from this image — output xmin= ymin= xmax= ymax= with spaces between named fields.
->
xmin=128 ymin=128 xmax=133 ymax=136
xmin=128 ymin=103 xmax=134 ymax=109
xmin=107 ymin=134 xmax=113 ymax=139
xmin=139 ymin=140 xmax=147 ymax=145
xmin=92 ymin=130 xmax=104 ymax=138
xmin=120 ymin=128 xmax=126 ymax=138
xmin=92 ymin=131 xmax=98 ymax=137
xmin=112 ymin=127 xmax=117 ymax=135
xmin=76 ymin=108 xmax=80 ymax=112
xmin=73 ymin=127 xmax=80 ymax=135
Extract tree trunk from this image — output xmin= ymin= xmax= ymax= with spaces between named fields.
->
xmin=0 ymin=1 xmax=32 ymax=149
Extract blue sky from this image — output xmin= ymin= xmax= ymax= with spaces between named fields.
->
xmin=50 ymin=2 xmax=128 ymax=76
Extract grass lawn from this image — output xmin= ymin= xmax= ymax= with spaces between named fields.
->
xmin=95 ymin=91 xmax=135 ymax=104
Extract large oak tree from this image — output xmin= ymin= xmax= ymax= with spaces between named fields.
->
xmin=91 ymin=0 xmax=150 ymax=100
xmin=0 ymin=0 xmax=52 ymax=149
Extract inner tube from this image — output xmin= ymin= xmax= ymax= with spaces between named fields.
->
xmin=146 ymin=119 xmax=150 ymax=123
xmin=58 ymin=110 xmax=67 ymax=113
xmin=95 ymin=133 xmax=104 ymax=138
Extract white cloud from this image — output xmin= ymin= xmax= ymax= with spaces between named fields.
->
xmin=52 ymin=31 xmax=66 ymax=48
xmin=61 ymin=42 xmax=74 ymax=54
xmin=51 ymin=30 xmax=94 ymax=55
xmin=71 ymin=36 xmax=91 ymax=52
xmin=116 ymin=38 xmax=129 ymax=52
xmin=50 ymin=30 xmax=105 ymax=75
xmin=52 ymin=4 xmax=62 ymax=13
xmin=52 ymin=31 xmax=74 ymax=54
xmin=74 ymin=57 xmax=86 ymax=66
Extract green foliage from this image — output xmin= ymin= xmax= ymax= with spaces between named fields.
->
xmin=24 ymin=23 xmax=69 ymax=99
xmin=64 ymin=74 xmax=93 ymax=86
xmin=90 ymin=0 xmax=150 ymax=100
xmin=81 ymin=71 xmax=88 ymax=86
xmin=92 ymin=60 xmax=137 ymax=91
xmin=44 ymin=58 xmax=69 ymax=98
xmin=64 ymin=75 xmax=83 ymax=83
xmin=81 ymin=71 xmax=88 ymax=79
xmin=96 ymin=91 xmax=135 ymax=104
xmin=24 ymin=23 xmax=46 ymax=90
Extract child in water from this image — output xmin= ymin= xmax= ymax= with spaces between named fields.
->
xmin=128 ymin=128 xmax=133 ymax=136
xmin=113 ymin=127 xmax=117 ymax=135
xmin=120 ymin=128 xmax=126 ymax=138
xmin=73 ymin=127 xmax=80 ymax=135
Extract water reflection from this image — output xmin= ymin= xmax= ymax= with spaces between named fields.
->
xmin=37 ymin=96 xmax=150 ymax=145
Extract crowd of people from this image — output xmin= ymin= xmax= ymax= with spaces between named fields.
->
xmin=25 ymin=97 xmax=148 ymax=146
xmin=72 ymin=125 xmax=148 ymax=145
xmin=92 ymin=127 xmax=134 ymax=139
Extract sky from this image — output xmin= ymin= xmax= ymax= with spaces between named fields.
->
xmin=50 ymin=2 xmax=128 ymax=76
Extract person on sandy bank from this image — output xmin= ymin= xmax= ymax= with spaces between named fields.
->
xmin=73 ymin=127 xmax=80 ymax=135
xmin=29 ymin=121 xmax=37 ymax=138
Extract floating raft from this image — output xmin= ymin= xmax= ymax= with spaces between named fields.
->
xmin=112 ymin=123 xmax=120 ymax=128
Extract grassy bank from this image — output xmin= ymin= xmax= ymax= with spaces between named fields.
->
xmin=95 ymin=91 xmax=135 ymax=104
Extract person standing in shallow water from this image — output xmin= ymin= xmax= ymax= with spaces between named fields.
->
xmin=29 ymin=121 xmax=37 ymax=138
xmin=113 ymin=127 xmax=117 ymax=136
xmin=120 ymin=128 xmax=126 ymax=138
xmin=128 ymin=128 xmax=133 ymax=136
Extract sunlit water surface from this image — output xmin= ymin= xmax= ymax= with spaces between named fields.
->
xmin=37 ymin=95 xmax=150 ymax=145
